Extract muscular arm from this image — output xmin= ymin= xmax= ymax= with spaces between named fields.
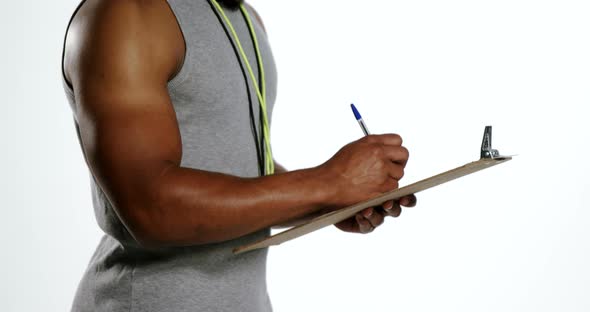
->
xmin=65 ymin=1 xmax=339 ymax=248
xmin=65 ymin=0 xmax=410 ymax=249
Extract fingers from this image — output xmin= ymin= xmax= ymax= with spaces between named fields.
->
xmin=355 ymin=207 xmax=385 ymax=234
xmin=380 ymin=145 xmax=409 ymax=166
xmin=362 ymin=207 xmax=385 ymax=228
xmin=384 ymin=163 xmax=404 ymax=181
xmin=355 ymin=214 xmax=374 ymax=234
xmin=364 ymin=133 xmax=402 ymax=146
xmin=350 ymin=195 xmax=418 ymax=234
xmin=361 ymin=134 xmax=407 ymax=167
xmin=381 ymin=194 xmax=417 ymax=217
xmin=399 ymin=194 xmax=417 ymax=207
xmin=383 ymin=201 xmax=402 ymax=217
xmin=382 ymin=200 xmax=394 ymax=210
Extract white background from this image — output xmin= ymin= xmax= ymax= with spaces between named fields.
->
xmin=1 ymin=0 xmax=589 ymax=311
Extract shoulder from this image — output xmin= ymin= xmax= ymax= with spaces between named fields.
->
xmin=245 ymin=2 xmax=267 ymax=34
xmin=64 ymin=0 xmax=185 ymax=86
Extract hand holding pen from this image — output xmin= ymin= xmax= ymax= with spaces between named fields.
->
xmin=326 ymin=104 xmax=417 ymax=234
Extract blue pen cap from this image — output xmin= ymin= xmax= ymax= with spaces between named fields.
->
xmin=351 ymin=103 xmax=362 ymax=120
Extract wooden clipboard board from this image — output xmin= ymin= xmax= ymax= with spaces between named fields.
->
xmin=234 ymin=127 xmax=512 ymax=254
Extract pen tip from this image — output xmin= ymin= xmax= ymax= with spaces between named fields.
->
xmin=350 ymin=103 xmax=362 ymax=120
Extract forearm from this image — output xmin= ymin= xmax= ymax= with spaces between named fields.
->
xmin=271 ymin=210 xmax=326 ymax=229
xmin=132 ymin=164 xmax=336 ymax=247
xmin=271 ymin=160 xmax=324 ymax=228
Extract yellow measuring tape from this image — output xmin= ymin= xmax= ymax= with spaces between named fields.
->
xmin=210 ymin=0 xmax=274 ymax=175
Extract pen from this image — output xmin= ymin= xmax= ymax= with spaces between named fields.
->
xmin=350 ymin=103 xmax=371 ymax=136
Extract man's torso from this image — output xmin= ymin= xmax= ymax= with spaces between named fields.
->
xmin=62 ymin=1 xmax=277 ymax=311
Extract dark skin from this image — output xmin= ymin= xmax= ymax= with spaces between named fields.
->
xmin=63 ymin=0 xmax=416 ymax=248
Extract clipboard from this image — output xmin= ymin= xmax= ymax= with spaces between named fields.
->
xmin=234 ymin=126 xmax=513 ymax=255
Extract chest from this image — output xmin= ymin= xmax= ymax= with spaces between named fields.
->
xmin=168 ymin=1 xmax=277 ymax=122
xmin=165 ymin=0 xmax=278 ymax=176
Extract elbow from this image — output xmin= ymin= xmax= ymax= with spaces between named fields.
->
xmin=131 ymin=233 xmax=163 ymax=250
xmin=116 ymin=167 xmax=186 ymax=249
xmin=127 ymin=219 xmax=218 ymax=249
xmin=119 ymin=202 xmax=217 ymax=249
xmin=121 ymin=205 xmax=172 ymax=249
xmin=129 ymin=223 xmax=168 ymax=250
xmin=116 ymin=187 xmax=184 ymax=249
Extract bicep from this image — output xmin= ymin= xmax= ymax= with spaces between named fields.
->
xmin=75 ymin=84 xmax=181 ymax=211
xmin=67 ymin=1 xmax=183 ymax=229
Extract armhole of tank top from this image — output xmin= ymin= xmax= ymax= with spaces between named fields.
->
xmin=164 ymin=1 xmax=192 ymax=91
xmin=61 ymin=0 xmax=88 ymax=95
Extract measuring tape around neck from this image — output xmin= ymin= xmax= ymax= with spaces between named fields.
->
xmin=209 ymin=0 xmax=274 ymax=175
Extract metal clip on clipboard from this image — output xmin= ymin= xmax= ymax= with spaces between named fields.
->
xmin=480 ymin=126 xmax=511 ymax=160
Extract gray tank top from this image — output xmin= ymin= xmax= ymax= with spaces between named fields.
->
xmin=61 ymin=1 xmax=277 ymax=311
